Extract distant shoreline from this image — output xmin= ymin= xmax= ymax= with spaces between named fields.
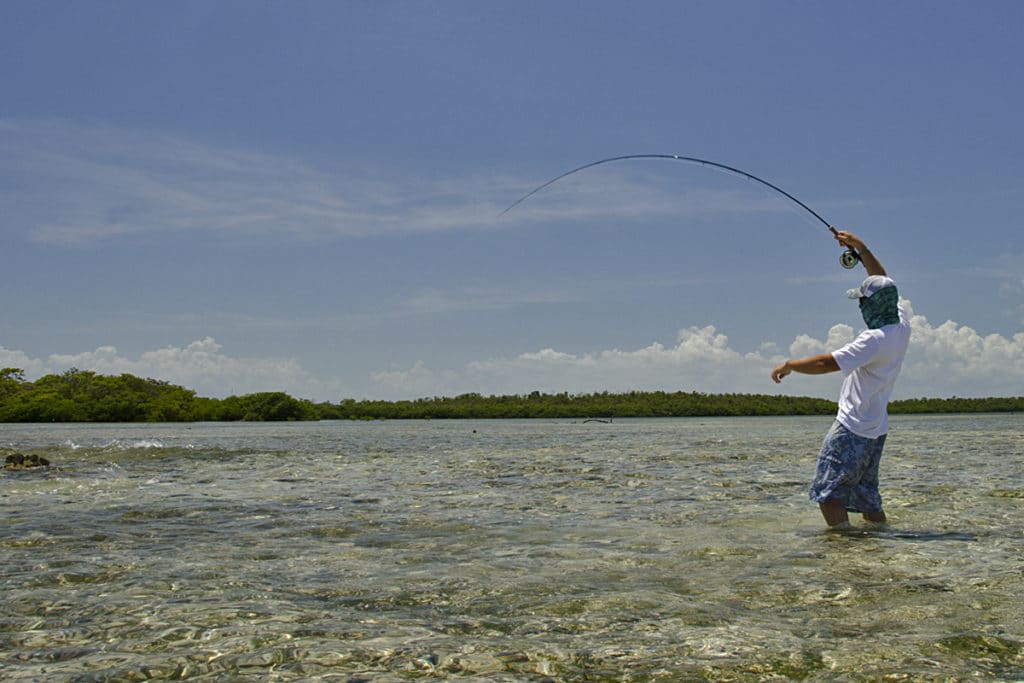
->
xmin=1 ymin=369 xmax=1021 ymax=423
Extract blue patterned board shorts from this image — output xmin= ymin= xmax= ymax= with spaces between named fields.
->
xmin=810 ymin=421 xmax=886 ymax=513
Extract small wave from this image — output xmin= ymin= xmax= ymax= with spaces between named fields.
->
xmin=104 ymin=439 xmax=166 ymax=450
xmin=59 ymin=438 xmax=166 ymax=452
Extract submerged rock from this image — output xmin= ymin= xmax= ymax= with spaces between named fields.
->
xmin=4 ymin=453 xmax=51 ymax=470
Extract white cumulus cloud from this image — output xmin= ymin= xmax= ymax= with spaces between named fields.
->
xmin=429 ymin=325 xmax=773 ymax=398
xmin=18 ymin=337 xmax=343 ymax=401
xmin=901 ymin=311 xmax=1024 ymax=398
xmin=369 ymin=299 xmax=1024 ymax=401
xmin=0 ymin=347 xmax=45 ymax=378
xmin=3 ymin=298 xmax=1023 ymax=402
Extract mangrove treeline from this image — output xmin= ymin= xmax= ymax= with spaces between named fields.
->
xmin=1 ymin=368 xmax=1022 ymax=423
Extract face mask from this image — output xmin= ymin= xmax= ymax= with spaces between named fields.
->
xmin=859 ymin=286 xmax=900 ymax=329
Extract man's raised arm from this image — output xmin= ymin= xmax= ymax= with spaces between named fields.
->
xmin=833 ymin=229 xmax=886 ymax=277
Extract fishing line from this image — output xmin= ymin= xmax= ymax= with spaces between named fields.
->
xmin=499 ymin=154 xmax=860 ymax=269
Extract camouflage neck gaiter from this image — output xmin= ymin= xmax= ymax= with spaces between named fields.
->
xmin=859 ymin=286 xmax=900 ymax=329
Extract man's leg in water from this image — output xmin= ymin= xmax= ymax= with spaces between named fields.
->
xmin=819 ymin=499 xmax=850 ymax=528
xmin=863 ymin=510 xmax=887 ymax=524
xmin=820 ymin=501 xmax=887 ymax=527
xmin=812 ymin=423 xmax=889 ymax=528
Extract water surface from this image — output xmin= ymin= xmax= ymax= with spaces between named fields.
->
xmin=2 ymin=415 xmax=1022 ymax=681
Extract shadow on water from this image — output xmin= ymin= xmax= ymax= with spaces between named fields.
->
xmin=834 ymin=527 xmax=978 ymax=542
xmin=866 ymin=529 xmax=977 ymax=541
xmin=796 ymin=526 xmax=978 ymax=542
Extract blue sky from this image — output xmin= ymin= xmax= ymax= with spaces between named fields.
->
xmin=2 ymin=1 xmax=1022 ymax=401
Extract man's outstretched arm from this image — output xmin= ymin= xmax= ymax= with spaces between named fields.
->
xmin=771 ymin=353 xmax=840 ymax=383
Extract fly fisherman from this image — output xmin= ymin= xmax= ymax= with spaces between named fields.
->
xmin=771 ymin=230 xmax=911 ymax=529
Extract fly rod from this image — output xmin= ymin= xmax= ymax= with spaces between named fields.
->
xmin=500 ymin=154 xmax=860 ymax=268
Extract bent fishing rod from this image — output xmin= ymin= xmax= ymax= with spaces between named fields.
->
xmin=499 ymin=154 xmax=861 ymax=269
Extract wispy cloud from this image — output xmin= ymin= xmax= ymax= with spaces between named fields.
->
xmin=1 ymin=119 xmax=839 ymax=247
xmin=1 ymin=119 xmax=505 ymax=245
xmin=402 ymin=284 xmax=582 ymax=316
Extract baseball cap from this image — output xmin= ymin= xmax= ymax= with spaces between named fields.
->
xmin=847 ymin=275 xmax=896 ymax=299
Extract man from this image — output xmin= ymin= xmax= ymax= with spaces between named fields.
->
xmin=771 ymin=230 xmax=911 ymax=529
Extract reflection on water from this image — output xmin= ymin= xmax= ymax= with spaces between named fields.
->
xmin=2 ymin=415 xmax=1022 ymax=681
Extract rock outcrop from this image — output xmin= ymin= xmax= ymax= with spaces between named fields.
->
xmin=4 ymin=453 xmax=51 ymax=470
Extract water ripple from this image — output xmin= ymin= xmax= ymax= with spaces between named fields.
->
xmin=2 ymin=415 xmax=1022 ymax=680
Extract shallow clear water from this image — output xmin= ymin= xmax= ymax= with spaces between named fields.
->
xmin=2 ymin=415 xmax=1022 ymax=681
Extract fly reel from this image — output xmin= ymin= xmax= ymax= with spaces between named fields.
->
xmin=840 ymin=249 xmax=861 ymax=269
